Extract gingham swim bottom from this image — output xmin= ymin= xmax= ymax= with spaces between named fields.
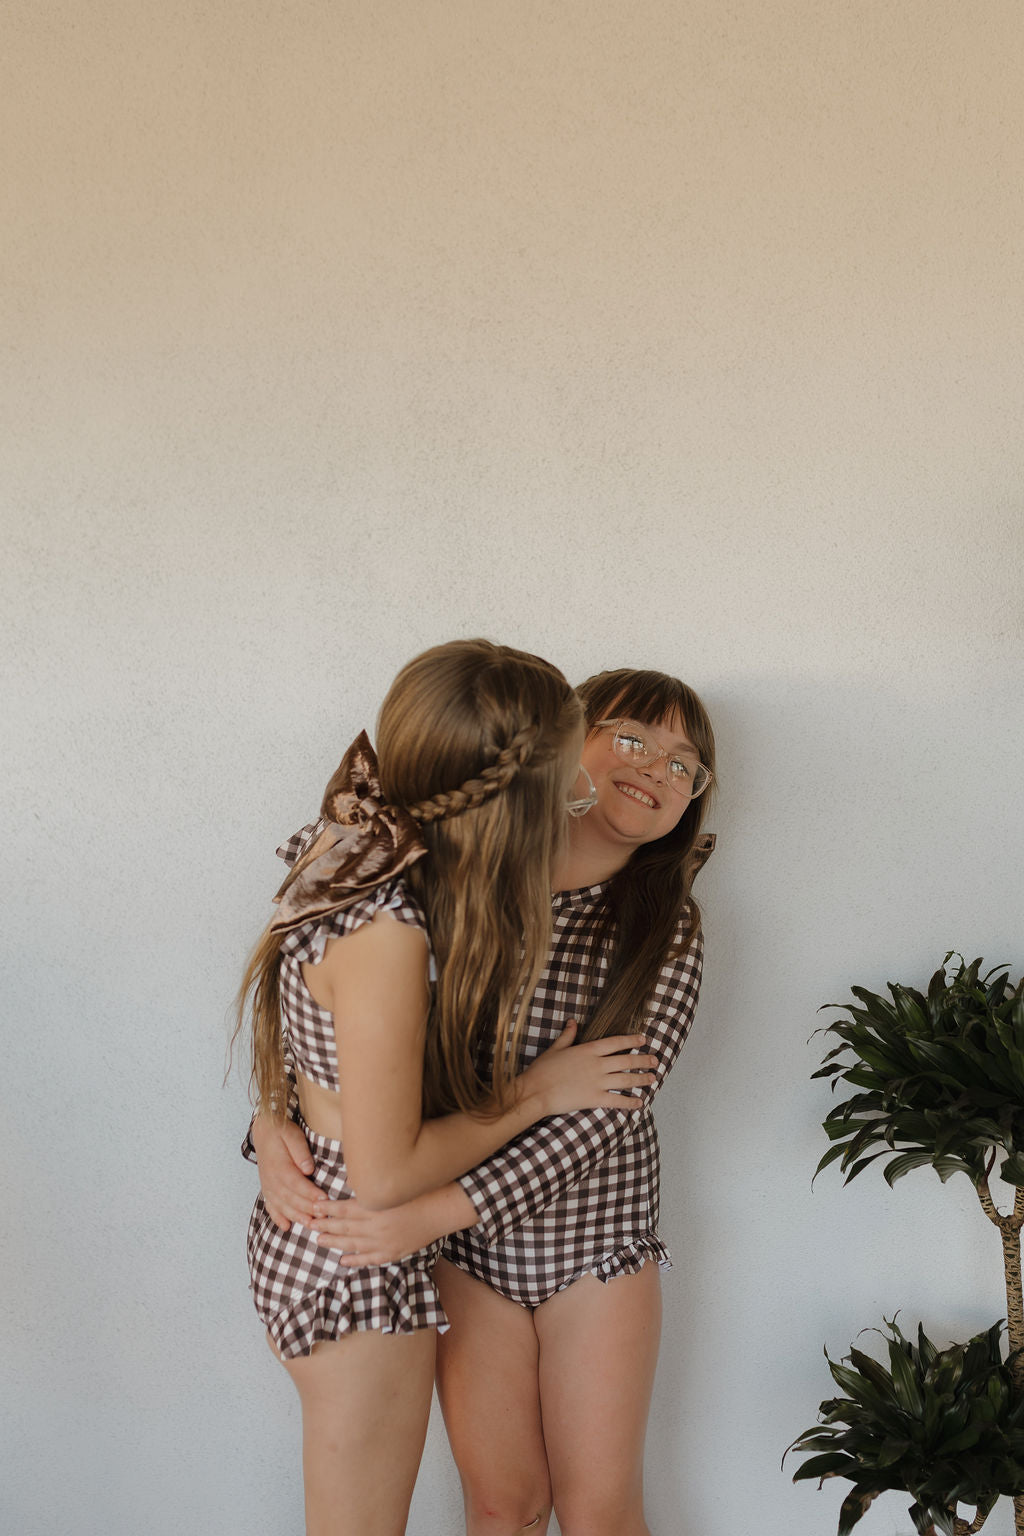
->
xmin=247 ymin=1120 xmax=448 ymax=1359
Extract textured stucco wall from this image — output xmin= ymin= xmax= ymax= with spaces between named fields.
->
xmin=3 ymin=4 xmax=1023 ymax=1534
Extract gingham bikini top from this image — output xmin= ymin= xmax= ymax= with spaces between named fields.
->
xmin=275 ymin=824 xmax=431 ymax=1091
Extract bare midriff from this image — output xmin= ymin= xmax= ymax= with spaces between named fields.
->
xmin=296 ymin=1072 xmax=345 ymax=1141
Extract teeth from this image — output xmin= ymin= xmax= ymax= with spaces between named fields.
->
xmin=616 ymin=783 xmax=656 ymax=808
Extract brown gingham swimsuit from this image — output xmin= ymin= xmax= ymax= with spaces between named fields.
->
xmin=444 ymin=884 xmax=703 ymax=1307
xmin=246 ymin=858 xmax=449 ymax=1359
xmin=247 ymin=832 xmax=704 ymax=1322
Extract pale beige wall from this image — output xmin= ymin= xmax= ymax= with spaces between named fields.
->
xmin=3 ymin=5 xmax=1023 ymax=1534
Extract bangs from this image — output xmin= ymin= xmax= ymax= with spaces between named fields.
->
xmin=577 ymin=668 xmax=715 ymax=769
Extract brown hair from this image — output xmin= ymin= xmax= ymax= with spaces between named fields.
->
xmin=237 ymin=639 xmax=582 ymax=1117
xmin=574 ymin=668 xmax=716 ymax=1042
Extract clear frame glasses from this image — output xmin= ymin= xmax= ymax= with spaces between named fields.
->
xmin=596 ymin=719 xmax=713 ymax=799
xmin=566 ymin=764 xmax=598 ymax=817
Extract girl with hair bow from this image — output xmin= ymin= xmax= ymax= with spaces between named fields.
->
xmin=236 ymin=640 xmax=656 ymax=1536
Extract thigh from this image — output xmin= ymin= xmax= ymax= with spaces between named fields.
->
xmin=534 ymin=1265 xmax=662 ymax=1536
xmin=281 ymin=1327 xmax=436 ymax=1536
xmin=434 ymin=1259 xmax=552 ymax=1536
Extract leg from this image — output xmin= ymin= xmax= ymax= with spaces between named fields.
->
xmin=434 ymin=1259 xmax=552 ymax=1536
xmin=534 ymin=1265 xmax=662 ymax=1536
xmin=280 ymin=1327 xmax=436 ymax=1536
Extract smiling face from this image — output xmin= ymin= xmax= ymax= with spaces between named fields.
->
xmin=579 ymin=710 xmax=695 ymax=853
xmin=555 ymin=668 xmax=715 ymax=889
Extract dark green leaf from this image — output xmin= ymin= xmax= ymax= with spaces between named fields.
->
xmin=847 ymin=1348 xmax=896 ymax=1394
xmin=887 ymin=1339 xmax=924 ymax=1415
xmin=790 ymin=1451 xmax=859 ymax=1482
xmin=883 ymin=1151 xmax=936 ymax=1187
xmin=875 ymin=1436 xmax=911 ymax=1467
xmin=837 ymin=1485 xmax=880 ymax=1536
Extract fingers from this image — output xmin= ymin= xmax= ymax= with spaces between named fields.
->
xmin=265 ymin=1193 xmax=315 ymax=1227
xmin=261 ymin=1166 xmax=321 ymax=1226
xmin=604 ymin=1071 xmax=656 ymax=1091
xmin=548 ymin=1019 xmax=579 ymax=1050
xmin=312 ymin=1220 xmax=408 ymax=1267
xmin=280 ymin=1119 xmax=316 ymax=1175
xmin=280 ymin=1164 xmax=322 ymax=1199
xmin=310 ymin=1197 xmax=352 ymax=1220
xmin=308 ymin=1200 xmax=373 ymax=1236
xmin=590 ymin=1049 xmax=658 ymax=1073
xmin=280 ymin=1170 xmax=321 ymax=1209
xmin=313 ymin=1238 xmax=393 ymax=1267
xmin=264 ymin=1201 xmax=291 ymax=1230
xmin=587 ymin=1033 xmax=653 ymax=1055
xmin=255 ymin=1121 xmax=321 ymax=1225
xmin=595 ymin=1090 xmax=650 ymax=1106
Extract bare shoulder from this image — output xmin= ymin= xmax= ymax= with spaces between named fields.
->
xmin=321 ymin=907 xmax=428 ymax=974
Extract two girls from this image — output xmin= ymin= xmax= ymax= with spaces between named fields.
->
xmin=255 ymin=665 xmax=716 ymax=1535
xmin=237 ymin=641 xmax=658 ymax=1536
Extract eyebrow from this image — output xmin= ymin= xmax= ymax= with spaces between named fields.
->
xmin=625 ymin=720 xmax=698 ymax=755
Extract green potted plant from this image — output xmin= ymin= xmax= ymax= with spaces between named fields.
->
xmin=786 ymin=955 xmax=1024 ymax=1536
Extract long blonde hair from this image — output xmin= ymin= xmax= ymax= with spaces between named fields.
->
xmin=237 ymin=639 xmax=582 ymax=1117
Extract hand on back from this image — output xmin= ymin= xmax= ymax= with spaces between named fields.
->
xmin=251 ymin=1114 xmax=319 ymax=1229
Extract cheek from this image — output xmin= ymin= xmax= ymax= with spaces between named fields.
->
xmin=660 ymin=800 xmax=689 ymax=835
xmin=581 ymin=736 xmax=615 ymax=781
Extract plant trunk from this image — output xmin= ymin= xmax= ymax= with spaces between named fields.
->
xmin=1002 ymin=1190 xmax=1024 ymax=1536
xmin=1005 ymin=1216 xmax=1024 ymax=1390
xmin=953 ymin=1512 xmax=992 ymax=1535
xmin=1004 ymin=1196 xmax=1024 ymax=1536
xmin=974 ymin=1182 xmax=1024 ymax=1535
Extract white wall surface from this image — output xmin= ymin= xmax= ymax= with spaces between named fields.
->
xmin=3 ymin=4 xmax=1022 ymax=1534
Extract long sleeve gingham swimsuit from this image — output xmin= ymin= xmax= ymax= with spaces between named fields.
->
xmin=445 ymin=882 xmax=703 ymax=1308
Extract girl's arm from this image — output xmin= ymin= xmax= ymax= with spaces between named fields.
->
xmin=313 ymin=929 xmax=702 ymax=1254
xmin=323 ymin=914 xmax=656 ymax=1210
xmin=457 ymin=929 xmax=703 ymax=1240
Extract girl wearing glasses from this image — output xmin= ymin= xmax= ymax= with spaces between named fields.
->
xmin=253 ymin=667 xmax=715 ymax=1536
xmin=235 ymin=641 xmax=658 ymax=1536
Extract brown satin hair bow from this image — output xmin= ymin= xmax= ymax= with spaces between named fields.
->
xmin=270 ymin=731 xmax=428 ymax=934
xmin=690 ymin=831 xmax=716 ymax=874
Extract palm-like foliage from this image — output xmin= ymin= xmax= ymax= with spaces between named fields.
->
xmin=787 ymin=1319 xmax=1024 ymax=1536
xmin=792 ymin=955 xmax=1024 ymax=1536
xmin=814 ymin=955 xmax=1024 ymax=1192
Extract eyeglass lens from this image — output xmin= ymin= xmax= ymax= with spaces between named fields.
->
xmin=613 ymin=724 xmax=709 ymax=797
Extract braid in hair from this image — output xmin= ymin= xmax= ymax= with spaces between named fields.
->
xmin=405 ymin=722 xmax=541 ymax=824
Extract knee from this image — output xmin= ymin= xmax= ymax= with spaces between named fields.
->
xmin=553 ymin=1488 xmax=646 ymax=1536
xmin=464 ymin=1486 xmax=551 ymax=1535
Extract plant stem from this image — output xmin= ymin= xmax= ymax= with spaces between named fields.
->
xmin=974 ymin=1181 xmax=1024 ymax=1534
xmin=976 ymin=1172 xmax=1006 ymax=1228
xmin=974 ymin=1180 xmax=1024 ymax=1380
xmin=1010 ymin=1196 xmax=1024 ymax=1536
xmin=953 ymin=1509 xmax=992 ymax=1534
xmin=1001 ymin=1188 xmax=1024 ymax=1391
